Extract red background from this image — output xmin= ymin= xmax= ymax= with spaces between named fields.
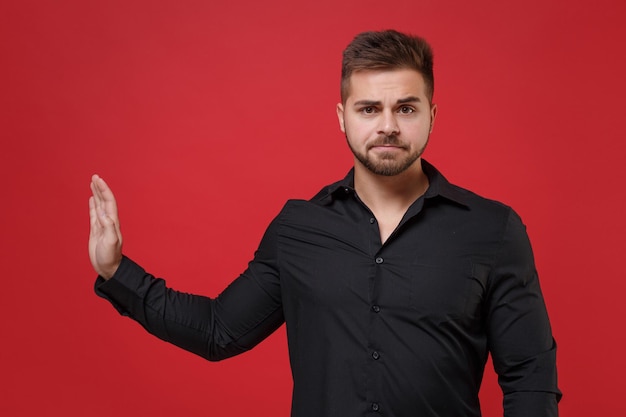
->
xmin=1 ymin=1 xmax=625 ymax=415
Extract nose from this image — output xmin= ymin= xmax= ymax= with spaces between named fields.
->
xmin=378 ymin=110 xmax=399 ymax=136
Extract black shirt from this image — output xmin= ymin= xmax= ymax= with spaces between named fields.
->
xmin=96 ymin=160 xmax=560 ymax=417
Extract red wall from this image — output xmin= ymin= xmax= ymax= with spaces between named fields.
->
xmin=2 ymin=1 xmax=625 ymax=415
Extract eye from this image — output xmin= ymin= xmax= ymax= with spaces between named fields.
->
xmin=360 ymin=106 xmax=376 ymax=114
xmin=399 ymin=106 xmax=415 ymax=114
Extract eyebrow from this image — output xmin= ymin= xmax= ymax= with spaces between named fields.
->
xmin=397 ymin=96 xmax=421 ymax=104
xmin=352 ymin=96 xmax=421 ymax=107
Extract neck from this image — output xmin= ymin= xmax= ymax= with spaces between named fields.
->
xmin=353 ymin=159 xmax=429 ymax=215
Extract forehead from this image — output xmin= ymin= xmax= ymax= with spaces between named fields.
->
xmin=345 ymin=69 xmax=427 ymax=103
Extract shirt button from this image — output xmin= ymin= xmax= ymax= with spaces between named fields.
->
xmin=372 ymin=305 xmax=380 ymax=313
xmin=371 ymin=403 xmax=380 ymax=412
xmin=344 ymin=187 xmax=350 ymax=194
xmin=375 ymin=257 xmax=384 ymax=264
xmin=369 ymin=217 xmax=375 ymax=224
xmin=372 ymin=351 xmax=380 ymax=360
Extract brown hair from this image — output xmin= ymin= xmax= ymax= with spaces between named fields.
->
xmin=341 ymin=30 xmax=434 ymax=104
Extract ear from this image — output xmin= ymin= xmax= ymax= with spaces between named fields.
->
xmin=336 ymin=103 xmax=346 ymax=133
xmin=429 ymin=103 xmax=438 ymax=133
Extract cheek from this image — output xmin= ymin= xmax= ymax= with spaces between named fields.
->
xmin=402 ymin=119 xmax=431 ymax=136
xmin=344 ymin=117 xmax=372 ymax=138
xmin=344 ymin=126 xmax=368 ymax=145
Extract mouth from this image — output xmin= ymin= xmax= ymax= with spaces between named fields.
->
xmin=367 ymin=135 xmax=407 ymax=151
xmin=369 ymin=144 xmax=407 ymax=151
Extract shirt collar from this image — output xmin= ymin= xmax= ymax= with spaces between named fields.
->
xmin=312 ymin=159 xmax=471 ymax=208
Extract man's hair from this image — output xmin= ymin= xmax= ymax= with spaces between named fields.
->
xmin=341 ymin=30 xmax=434 ymax=104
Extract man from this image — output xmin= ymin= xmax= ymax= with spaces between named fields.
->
xmin=89 ymin=30 xmax=561 ymax=416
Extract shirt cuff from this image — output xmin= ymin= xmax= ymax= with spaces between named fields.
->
xmin=93 ymin=255 xmax=148 ymax=317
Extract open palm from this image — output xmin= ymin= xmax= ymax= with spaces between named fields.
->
xmin=89 ymin=175 xmax=123 ymax=279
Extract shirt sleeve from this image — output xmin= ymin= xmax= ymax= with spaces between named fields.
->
xmin=485 ymin=209 xmax=562 ymax=417
xmin=94 ymin=215 xmax=284 ymax=361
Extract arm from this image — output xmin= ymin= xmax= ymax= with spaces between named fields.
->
xmin=89 ymin=176 xmax=284 ymax=360
xmin=485 ymin=210 xmax=561 ymax=417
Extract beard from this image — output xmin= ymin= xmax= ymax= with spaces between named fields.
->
xmin=347 ymin=134 xmax=429 ymax=176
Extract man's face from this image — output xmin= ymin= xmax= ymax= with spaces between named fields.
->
xmin=337 ymin=69 xmax=437 ymax=176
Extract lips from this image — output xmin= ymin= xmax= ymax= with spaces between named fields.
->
xmin=368 ymin=143 xmax=408 ymax=151
xmin=367 ymin=135 xmax=407 ymax=150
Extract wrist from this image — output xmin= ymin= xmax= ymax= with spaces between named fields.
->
xmin=100 ymin=258 xmax=122 ymax=280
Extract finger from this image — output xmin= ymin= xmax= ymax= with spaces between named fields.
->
xmin=91 ymin=175 xmax=120 ymax=223
xmin=90 ymin=178 xmax=104 ymax=217
xmin=91 ymin=175 xmax=105 ymax=210
xmin=89 ymin=195 xmax=97 ymax=228
xmin=95 ymin=176 xmax=118 ymax=217
xmin=90 ymin=182 xmax=107 ymax=232
xmin=89 ymin=195 xmax=103 ymax=233
xmin=91 ymin=175 xmax=123 ymax=243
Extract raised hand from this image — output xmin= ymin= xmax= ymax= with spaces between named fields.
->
xmin=89 ymin=175 xmax=123 ymax=279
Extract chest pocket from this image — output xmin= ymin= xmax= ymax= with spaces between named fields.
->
xmin=407 ymin=260 xmax=490 ymax=321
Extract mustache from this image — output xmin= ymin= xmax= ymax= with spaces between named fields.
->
xmin=367 ymin=135 xmax=408 ymax=150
